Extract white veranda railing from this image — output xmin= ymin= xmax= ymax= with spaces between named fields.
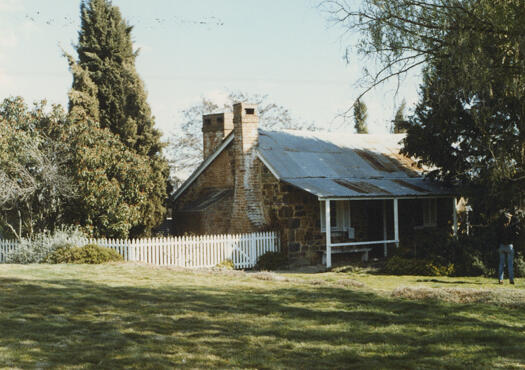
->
xmin=0 ymin=231 xmax=280 ymax=269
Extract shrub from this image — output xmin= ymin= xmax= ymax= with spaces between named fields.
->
xmin=396 ymin=227 xmax=504 ymax=277
xmin=513 ymin=254 xmax=525 ymax=278
xmin=6 ymin=226 xmax=87 ymax=264
xmin=427 ymin=262 xmax=455 ymax=277
xmin=46 ymin=244 xmax=123 ymax=264
xmin=216 ymin=259 xmax=235 ymax=270
xmin=255 ymin=251 xmax=288 ymax=271
xmin=383 ymin=256 xmax=454 ymax=276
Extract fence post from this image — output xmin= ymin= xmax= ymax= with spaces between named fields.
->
xmin=251 ymin=233 xmax=257 ymax=267
xmin=128 ymin=238 xmax=133 ymax=262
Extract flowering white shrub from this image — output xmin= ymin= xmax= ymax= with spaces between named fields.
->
xmin=6 ymin=226 xmax=87 ymax=264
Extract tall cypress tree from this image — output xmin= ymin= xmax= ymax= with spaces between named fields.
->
xmin=392 ymin=99 xmax=407 ymax=134
xmin=68 ymin=0 xmax=168 ymax=237
xmin=353 ymin=99 xmax=368 ymax=134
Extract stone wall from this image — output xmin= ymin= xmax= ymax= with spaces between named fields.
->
xmin=260 ymin=163 xmax=456 ymax=263
xmin=260 ymin=165 xmax=365 ymax=263
xmin=173 ymin=193 xmax=233 ymax=235
xmin=260 ymin=167 xmax=321 ymax=262
xmin=260 ymin=165 xmax=366 ymax=262
xmin=172 ymin=143 xmax=235 ymax=235
xmin=174 ymin=102 xmax=269 ymax=237
xmin=186 ymin=144 xmax=235 ymax=192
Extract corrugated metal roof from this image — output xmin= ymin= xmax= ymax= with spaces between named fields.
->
xmin=282 ymin=178 xmax=450 ymax=198
xmin=257 ymin=130 xmax=453 ymax=198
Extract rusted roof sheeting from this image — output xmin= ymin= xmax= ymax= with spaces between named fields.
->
xmin=258 ymin=130 xmax=421 ymax=180
xmin=333 ymin=179 xmax=392 ymax=195
xmin=258 ymin=129 xmax=453 ymax=198
xmin=354 ymin=149 xmax=398 ymax=173
xmin=392 ymin=179 xmax=429 ymax=193
xmin=283 ymin=178 xmax=451 ymax=198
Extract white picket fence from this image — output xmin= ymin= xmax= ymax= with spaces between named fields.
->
xmin=0 ymin=239 xmax=18 ymax=264
xmin=0 ymin=231 xmax=279 ymax=269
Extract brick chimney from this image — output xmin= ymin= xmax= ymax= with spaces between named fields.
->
xmin=230 ymin=103 xmax=267 ymax=232
xmin=202 ymin=112 xmax=233 ymax=159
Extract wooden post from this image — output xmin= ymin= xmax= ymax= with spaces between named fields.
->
xmin=382 ymin=199 xmax=388 ymax=257
xmin=393 ymin=198 xmax=399 ymax=248
xmin=452 ymin=197 xmax=458 ymax=237
xmin=325 ymin=200 xmax=332 ymax=268
xmin=251 ymin=234 xmax=257 ymax=267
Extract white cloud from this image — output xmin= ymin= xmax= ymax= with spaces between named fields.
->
xmin=0 ymin=67 xmax=14 ymax=91
xmin=134 ymin=43 xmax=152 ymax=54
xmin=172 ymin=88 xmax=230 ymax=112
xmin=0 ymin=29 xmax=17 ymax=48
xmin=20 ymin=19 xmax=41 ymax=40
xmin=202 ymin=89 xmax=229 ymax=106
xmin=0 ymin=0 xmax=23 ymax=12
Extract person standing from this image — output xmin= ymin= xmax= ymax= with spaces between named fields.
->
xmin=497 ymin=211 xmax=519 ymax=284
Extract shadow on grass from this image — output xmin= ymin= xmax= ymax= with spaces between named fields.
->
xmin=415 ymin=278 xmax=486 ymax=285
xmin=0 ymin=275 xmax=524 ymax=368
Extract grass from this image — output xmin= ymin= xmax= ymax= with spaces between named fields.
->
xmin=0 ymin=264 xmax=524 ymax=369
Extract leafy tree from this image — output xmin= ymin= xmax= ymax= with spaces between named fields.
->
xmin=324 ymin=0 xmax=525 ymax=217
xmin=353 ymin=99 xmax=368 ymax=134
xmin=391 ymin=99 xmax=407 ymax=134
xmin=66 ymin=121 xmax=162 ymax=238
xmin=68 ymin=0 xmax=169 ymax=236
xmin=403 ymin=61 xmax=524 ymax=218
xmin=167 ymin=92 xmax=317 ymax=186
xmin=322 ymin=0 xmax=505 ymax=99
xmin=63 ymin=55 xmax=166 ymax=237
xmin=0 ymin=97 xmax=75 ymax=239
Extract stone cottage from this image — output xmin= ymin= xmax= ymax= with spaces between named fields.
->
xmin=172 ymin=102 xmax=456 ymax=267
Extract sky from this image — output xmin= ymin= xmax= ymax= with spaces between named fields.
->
xmin=0 ymin=0 xmax=422 ymax=137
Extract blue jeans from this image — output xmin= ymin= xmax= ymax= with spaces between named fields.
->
xmin=498 ymin=244 xmax=514 ymax=281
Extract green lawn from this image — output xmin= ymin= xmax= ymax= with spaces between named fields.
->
xmin=0 ymin=264 xmax=524 ymax=369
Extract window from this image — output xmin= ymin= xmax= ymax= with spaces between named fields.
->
xmin=320 ymin=200 xmax=351 ymax=233
xmin=422 ymin=198 xmax=437 ymax=227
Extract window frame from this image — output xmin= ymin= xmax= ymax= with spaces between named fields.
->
xmin=320 ymin=200 xmax=351 ymax=233
xmin=422 ymin=198 xmax=438 ymax=227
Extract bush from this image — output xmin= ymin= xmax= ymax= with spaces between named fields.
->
xmin=395 ymin=226 xmax=504 ymax=277
xmin=255 ymin=251 xmax=288 ymax=271
xmin=6 ymin=226 xmax=87 ymax=264
xmin=46 ymin=244 xmax=123 ymax=264
xmin=383 ymin=256 xmax=454 ymax=276
xmin=216 ymin=259 xmax=235 ymax=270
xmin=513 ymin=254 xmax=525 ymax=278
xmin=389 ymin=221 xmax=525 ymax=277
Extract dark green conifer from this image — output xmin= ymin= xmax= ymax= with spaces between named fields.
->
xmin=392 ymin=99 xmax=407 ymax=134
xmin=353 ymin=99 xmax=368 ymax=134
xmin=68 ymin=0 xmax=169 ymax=237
